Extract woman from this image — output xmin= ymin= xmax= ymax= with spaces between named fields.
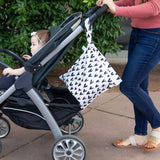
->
xmin=96 ymin=0 xmax=160 ymax=151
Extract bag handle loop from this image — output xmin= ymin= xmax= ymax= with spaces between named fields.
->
xmin=85 ymin=18 xmax=93 ymax=44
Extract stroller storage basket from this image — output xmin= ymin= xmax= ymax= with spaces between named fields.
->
xmin=1 ymin=95 xmax=81 ymax=130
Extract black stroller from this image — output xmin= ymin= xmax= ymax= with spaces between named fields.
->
xmin=0 ymin=6 xmax=108 ymax=160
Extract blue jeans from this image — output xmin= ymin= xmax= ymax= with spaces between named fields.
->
xmin=120 ymin=27 xmax=160 ymax=135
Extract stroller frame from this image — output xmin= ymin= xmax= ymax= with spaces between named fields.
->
xmin=0 ymin=5 xmax=108 ymax=159
xmin=0 ymin=20 xmax=84 ymax=140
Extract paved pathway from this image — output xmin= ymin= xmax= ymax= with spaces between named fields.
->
xmin=0 ymin=64 xmax=160 ymax=159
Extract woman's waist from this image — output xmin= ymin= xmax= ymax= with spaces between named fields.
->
xmin=131 ymin=16 xmax=160 ymax=30
xmin=132 ymin=27 xmax=160 ymax=33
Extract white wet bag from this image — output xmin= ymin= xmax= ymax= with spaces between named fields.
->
xmin=60 ymin=19 xmax=122 ymax=109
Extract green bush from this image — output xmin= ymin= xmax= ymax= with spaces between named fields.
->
xmin=0 ymin=0 xmax=123 ymax=66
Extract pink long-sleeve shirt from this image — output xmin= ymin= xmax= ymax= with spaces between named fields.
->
xmin=115 ymin=0 xmax=160 ymax=28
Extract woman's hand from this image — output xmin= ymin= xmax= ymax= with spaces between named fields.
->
xmin=96 ymin=0 xmax=116 ymax=14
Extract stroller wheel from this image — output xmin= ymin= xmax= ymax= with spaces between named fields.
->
xmin=0 ymin=117 xmax=10 ymax=138
xmin=60 ymin=112 xmax=84 ymax=135
xmin=52 ymin=135 xmax=86 ymax=160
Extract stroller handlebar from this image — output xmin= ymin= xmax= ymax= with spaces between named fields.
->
xmin=85 ymin=6 xmax=100 ymax=16
xmin=0 ymin=49 xmax=25 ymax=67
xmin=0 ymin=60 xmax=10 ymax=68
xmin=82 ymin=5 xmax=108 ymax=27
xmin=95 ymin=5 xmax=108 ymax=17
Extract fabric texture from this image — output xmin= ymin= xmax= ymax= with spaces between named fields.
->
xmin=60 ymin=19 xmax=122 ymax=109
xmin=0 ymin=75 xmax=15 ymax=90
xmin=115 ymin=0 xmax=160 ymax=29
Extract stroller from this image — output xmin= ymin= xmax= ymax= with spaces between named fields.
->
xmin=0 ymin=6 xmax=108 ymax=160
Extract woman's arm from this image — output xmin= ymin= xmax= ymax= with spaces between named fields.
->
xmin=97 ymin=0 xmax=160 ymax=18
xmin=115 ymin=0 xmax=134 ymax=7
xmin=115 ymin=0 xmax=160 ymax=18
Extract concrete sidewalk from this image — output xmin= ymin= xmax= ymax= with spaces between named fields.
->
xmin=0 ymin=64 xmax=160 ymax=160
xmin=1 ymin=91 xmax=160 ymax=160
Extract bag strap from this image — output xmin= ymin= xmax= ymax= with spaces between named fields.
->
xmin=85 ymin=18 xmax=93 ymax=44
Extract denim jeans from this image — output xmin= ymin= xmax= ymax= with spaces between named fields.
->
xmin=120 ymin=27 xmax=160 ymax=135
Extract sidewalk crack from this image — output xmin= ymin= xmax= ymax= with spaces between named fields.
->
xmin=95 ymin=108 xmax=134 ymax=120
